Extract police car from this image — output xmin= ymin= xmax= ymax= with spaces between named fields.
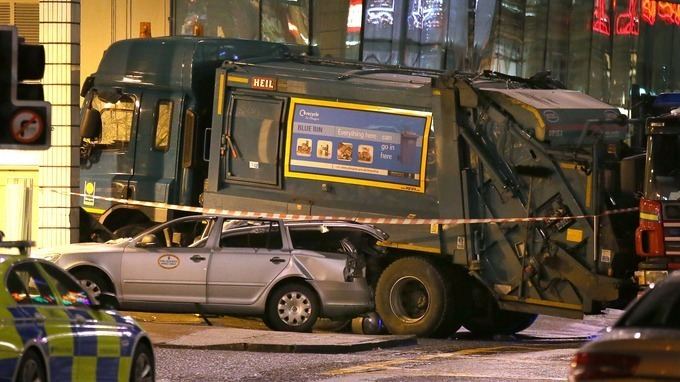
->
xmin=0 ymin=241 xmax=154 ymax=382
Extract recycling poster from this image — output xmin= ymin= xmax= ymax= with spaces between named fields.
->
xmin=285 ymin=98 xmax=431 ymax=192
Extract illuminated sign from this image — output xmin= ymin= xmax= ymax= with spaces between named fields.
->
xmin=616 ymin=0 xmax=640 ymax=35
xmin=284 ymin=98 xmax=431 ymax=193
xmin=595 ymin=0 xmax=680 ymax=36
xmin=250 ymin=76 xmax=277 ymax=91
xmin=347 ymin=0 xmax=363 ymax=33
xmin=593 ymin=0 xmax=611 ymax=35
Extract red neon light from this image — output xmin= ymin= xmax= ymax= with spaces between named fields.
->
xmin=616 ymin=0 xmax=640 ymax=35
xmin=657 ymin=1 xmax=680 ymax=25
xmin=641 ymin=0 xmax=680 ymax=26
xmin=595 ymin=0 xmax=680 ymax=36
xmin=593 ymin=0 xmax=611 ymax=35
xmin=642 ymin=0 xmax=657 ymax=24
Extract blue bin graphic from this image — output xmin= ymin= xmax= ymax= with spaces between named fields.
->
xmin=400 ymin=131 xmax=418 ymax=167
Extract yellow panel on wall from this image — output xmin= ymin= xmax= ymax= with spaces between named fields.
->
xmin=0 ymin=167 xmax=39 ymax=244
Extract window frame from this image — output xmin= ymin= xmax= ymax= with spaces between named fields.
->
xmin=39 ymin=262 xmax=94 ymax=308
xmin=223 ymin=93 xmax=286 ymax=188
xmin=153 ymin=99 xmax=174 ymax=152
xmin=219 ymin=219 xmax=284 ymax=250
xmin=88 ymin=92 xmax=138 ymax=152
xmin=5 ymin=261 xmax=57 ymax=306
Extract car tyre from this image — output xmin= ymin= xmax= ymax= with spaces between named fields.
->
xmin=265 ymin=282 xmax=319 ymax=332
xmin=72 ymin=269 xmax=114 ymax=305
xmin=16 ymin=349 xmax=46 ymax=382
xmin=130 ymin=342 xmax=155 ymax=382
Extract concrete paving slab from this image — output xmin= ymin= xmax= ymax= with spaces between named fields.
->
xmin=140 ymin=322 xmax=417 ymax=353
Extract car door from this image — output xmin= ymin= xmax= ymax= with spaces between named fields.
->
xmin=6 ymin=261 xmax=76 ymax=381
xmin=39 ymin=262 xmax=123 ymax=381
xmin=207 ymin=219 xmax=291 ymax=305
xmin=121 ymin=216 xmax=214 ymax=303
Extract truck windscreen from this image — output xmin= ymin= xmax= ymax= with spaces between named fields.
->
xmin=645 ymin=134 xmax=680 ymax=201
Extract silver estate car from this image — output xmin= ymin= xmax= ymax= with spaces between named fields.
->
xmin=35 ymin=216 xmax=387 ymax=332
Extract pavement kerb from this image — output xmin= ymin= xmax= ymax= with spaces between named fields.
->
xmin=155 ymin=336 xmax=418 ymax=353
xmin=143 ymin=323 xmax=418 ymax=353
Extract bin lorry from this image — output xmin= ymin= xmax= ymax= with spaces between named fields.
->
xmin=78 ymin=36 xmax=639 ymax=337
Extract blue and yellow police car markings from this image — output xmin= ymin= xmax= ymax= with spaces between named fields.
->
xmin=0 ymin=308 xmax=23 ymax=379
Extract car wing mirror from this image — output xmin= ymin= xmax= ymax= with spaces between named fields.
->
xmin=136 ymin=234 xmax=160 ymax=248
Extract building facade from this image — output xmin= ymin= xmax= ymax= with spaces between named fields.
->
xmin=0 ymin=0 xmax=677 ymax=247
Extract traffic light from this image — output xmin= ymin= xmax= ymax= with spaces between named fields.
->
xmin=0 ymin=25 xmax=50 ymax=149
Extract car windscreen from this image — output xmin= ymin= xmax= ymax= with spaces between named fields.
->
xmin=616 ymin=280 xmax=680 ymax=329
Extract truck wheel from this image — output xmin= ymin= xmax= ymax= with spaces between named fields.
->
xmin=375 ymin=257 xmax=459 ymax=337
xmin=461 ymin=278 xmax=537 ymax=336
xmin=265 ymin=282 xmax=319 ymax=332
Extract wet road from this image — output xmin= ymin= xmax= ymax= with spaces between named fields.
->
xmin=127 ymin=310 xmax=622 ymax=382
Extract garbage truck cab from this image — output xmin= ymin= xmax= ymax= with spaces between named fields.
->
xmin=78 ymin=37 xmax=290 ymax=240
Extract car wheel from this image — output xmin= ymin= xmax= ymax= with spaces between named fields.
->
xmin=375 ymin=257 xmax=460 ymax=337
xmin=130 ymin=342 xmax=154 ymax=382
xmin=72 ymin=269 xmax=112 ymax=304
xmin=16 ymin=349 xmax=46 ymax=382
xmin=265 ymin=282 xmax=319 ymax=332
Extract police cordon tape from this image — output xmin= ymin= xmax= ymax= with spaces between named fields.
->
xmin=66 ymin=191 xmax=639 ymax=226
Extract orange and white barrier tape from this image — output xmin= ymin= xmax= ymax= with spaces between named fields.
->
xmin=69 ymin=191 xmax=639 ymax=225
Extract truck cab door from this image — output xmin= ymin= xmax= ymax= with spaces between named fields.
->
xmin=128 ymin=92 xmax=183 ymax=205
xmin=80 ymin=91 xmax=138 ymax=214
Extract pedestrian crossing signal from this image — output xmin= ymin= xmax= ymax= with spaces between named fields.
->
xmin=0 ymin=25 xmax=50 ymax=149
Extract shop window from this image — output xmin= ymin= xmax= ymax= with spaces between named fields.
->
xmin=262 ymin=0 xmax=310 ymax=44
xmin=176 ymin=0 xmax=260 ymax=39
xmin=0 ymin=1 xmax=39 ymax=44
xmin=154 ymin=100 xmax=173 ymax=152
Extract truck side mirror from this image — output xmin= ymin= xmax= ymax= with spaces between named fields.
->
xmin=80 ymin=107 xmax=102 ymax=139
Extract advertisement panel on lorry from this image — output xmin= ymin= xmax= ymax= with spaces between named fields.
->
xmin=285 ymin=98 xmax=431 ymax=193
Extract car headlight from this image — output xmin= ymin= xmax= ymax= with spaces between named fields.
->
xmin=42 ymin=253 xmax=62 ymax=262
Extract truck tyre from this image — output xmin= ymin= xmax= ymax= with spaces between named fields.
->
xmin=265 ymin=282 xmax=319 ymax=332
xmin=375 ymin=257 xmax=459 ymax=337
xmin=461 ymin=278 xmax=537 ymax=336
